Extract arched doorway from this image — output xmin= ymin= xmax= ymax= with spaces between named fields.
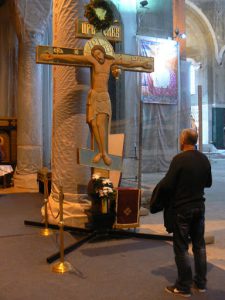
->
xmin=185 ymin=0 xmax=225 ymax=149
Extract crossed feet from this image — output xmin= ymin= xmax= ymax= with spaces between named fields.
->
xmin=92 ymin=152 xmax=112 ymax=166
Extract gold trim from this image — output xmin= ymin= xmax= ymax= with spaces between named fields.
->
xmin=84 ymin=36 xmax=115 ymax=58
xmin=75 ymin=19 xmax=122 ymax=42
xmin=113 ymin=222 xmax=139 ymax=229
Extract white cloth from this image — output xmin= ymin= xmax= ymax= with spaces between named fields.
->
xmin=0 ymin=165 xmax=13 ymax=176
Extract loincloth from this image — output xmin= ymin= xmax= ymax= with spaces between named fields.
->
xmin=86 ymin=89 xmax=112 ymax=123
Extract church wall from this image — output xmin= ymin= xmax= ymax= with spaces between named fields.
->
xmin=137 ymin=0 xmax=173 ymax=38
xmin=10 ymin=0 xmax=52 ymax=189
xmin=187 ymin=0 xmax=225 ymax=148
xmin=136 ymin=0 xmax=179 ymax=172
xmin=192 ymin=0 xmax=225 ymax=50
xmin=190 ymin=0 xmax=225 ymax=106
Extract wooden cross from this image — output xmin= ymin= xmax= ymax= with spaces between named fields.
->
xmin=36 ymin=34 xmax=154 ymax=173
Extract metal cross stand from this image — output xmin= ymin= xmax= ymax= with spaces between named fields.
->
xmin=46 ymin=227 xmax=173 ymax=264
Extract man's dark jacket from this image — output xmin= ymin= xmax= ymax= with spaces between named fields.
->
xmin=150 ymin=150 xmax=212 ymax=233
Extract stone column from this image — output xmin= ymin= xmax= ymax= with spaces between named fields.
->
xmin=13 ymin=34 xmax=43 ymax=189
xmin=47 ymin=0 xmax=91 ymax=227
xmin=12 ymin=1 xmax=52 ymax=189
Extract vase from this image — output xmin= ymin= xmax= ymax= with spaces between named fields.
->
xmin=101 ymin=198 xmax=108 ymax=214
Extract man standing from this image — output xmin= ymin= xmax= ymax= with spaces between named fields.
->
xmin=159 ymin=128 xmax=212 ymax=297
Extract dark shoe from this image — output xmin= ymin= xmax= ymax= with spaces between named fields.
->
xmin=193 ymin=282 xmax=206 ymax=293
xmin=165 ymin=285 xmax=191 ymax=298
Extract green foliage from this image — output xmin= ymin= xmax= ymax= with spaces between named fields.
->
xmin=84 ymin=0 xmax=114 ymax=31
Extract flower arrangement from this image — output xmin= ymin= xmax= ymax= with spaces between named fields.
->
xmin=88 ymin=173 xmax=116 ymax=214
xmin=84 ymin=0 xmax=114 ymax=32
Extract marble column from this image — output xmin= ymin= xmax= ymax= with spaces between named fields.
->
xmin=12 ymin=1 xmax=52 ymax=189
xmin=47 ymin=0 xmax=91 ymax=227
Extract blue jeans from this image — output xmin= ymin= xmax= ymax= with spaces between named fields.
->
xmin=173 ymin=206 xmax=207 ymax=292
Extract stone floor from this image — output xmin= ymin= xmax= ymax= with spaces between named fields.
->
xmin=1 ymin=157 xmax=225 ymax=272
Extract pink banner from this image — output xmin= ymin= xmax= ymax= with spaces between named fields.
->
xmin=138 ymin=37 xmax=178 ymax=104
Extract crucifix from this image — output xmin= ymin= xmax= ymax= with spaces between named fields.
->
xmin=36 ymin=1 xmax=154 ymax=177
xmin=26 ymin=1 xmax=175 ymax=265
xmin=37 ymin=35 xmax=153 ymax=174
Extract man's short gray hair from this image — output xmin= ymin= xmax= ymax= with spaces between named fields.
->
xmin=181 ymin=128 xmax=198 ymax=145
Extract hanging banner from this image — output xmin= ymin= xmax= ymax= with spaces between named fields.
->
xmin=138 ymin=36 xmax=178 ymax=104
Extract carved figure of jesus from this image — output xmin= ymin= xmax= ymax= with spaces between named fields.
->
xmin=41 ymin=42 xmax=151 ymax=166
